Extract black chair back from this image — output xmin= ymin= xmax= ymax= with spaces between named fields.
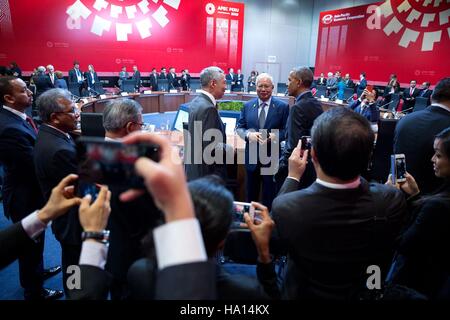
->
xmin=277 ymin=82 xmax=287 ymax=94
xmin=80 ymin=113 xmax=105 ymax=137
xmin=413 ymin=97 xmax=429 ymax=112
xmin=343 ymin=87 xmax=354 ymax=100
xmin=158 ymin=79 xmax=169 ymax=92
xmin=369 ymin=118 xmax=398 ymax=182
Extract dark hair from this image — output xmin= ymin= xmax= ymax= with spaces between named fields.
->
xmin=361 ymin=72 xmax=366 ymax=77
xmin=0 ymin=76 xmax=17 ymax=104
xmin=188 ymin=176 xmax=233 ymax=257
xmin=0 ymin=66 xmax=8 ymax=76
xmin=73 ymin=61 xmax=79 ymax=66
xmin=311 ymin=107 xmax=375 ymax=181
xmin=415 ymin=127 xmax=450 ymax=206
xmin=431 ymin=77 xmax=450 ymax=103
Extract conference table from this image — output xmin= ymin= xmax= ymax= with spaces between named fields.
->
xmin=78 ymin=91 xmax=296 ymax=114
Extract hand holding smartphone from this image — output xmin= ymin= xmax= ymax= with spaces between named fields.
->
xmin=232 ymin=201 xmax=255 ymax=227
xmin=391 ymin=154 xmax=406 ymax=184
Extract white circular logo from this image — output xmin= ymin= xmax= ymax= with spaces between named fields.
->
xmin=46 ymin=41 xmax=54 ymax=48
xmin=322 ymin=14 xmax=333 ymax=25
xmin=115 ymin=59 xmax=122 ymax=64
xmin=205 ymin=3 xmax=216 ymax=15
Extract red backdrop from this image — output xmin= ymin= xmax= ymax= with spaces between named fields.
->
xmin=0 ymin=0 xmax=244 ymax=75
xmin=315 ymin=0 xmax=449 ymax=86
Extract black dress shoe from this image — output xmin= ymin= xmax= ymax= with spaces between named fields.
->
xmin=42 ymin=265 xmax=61 ymax=280
xmin=24 ymin=288 xmax=64 ymax=300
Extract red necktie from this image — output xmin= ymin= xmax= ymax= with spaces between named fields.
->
xmin=410 ymin=88 xmax=413 ymax=95
xmin=26 ymin=116 xmax=38 ymax=134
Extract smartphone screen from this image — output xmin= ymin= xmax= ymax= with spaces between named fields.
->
xmin=76 ymin=137 xmax=160 ymax=196
xmin=232 ymin=201 xmax=255 ymax=228
xmin=391 ymin=154 xmax=406 ymax=183
xmin=301 ymin=136 xmax=312 ymax=150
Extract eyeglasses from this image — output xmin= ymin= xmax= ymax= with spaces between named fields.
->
xmin=54 ymin=106 xmax=79 ymax=116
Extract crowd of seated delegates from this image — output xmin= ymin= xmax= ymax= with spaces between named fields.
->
xmin=1 ymin=73 xmax=450 ymax=300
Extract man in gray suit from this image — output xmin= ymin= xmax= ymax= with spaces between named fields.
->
xmin=185 ymin=66 xmax=229 ymax=181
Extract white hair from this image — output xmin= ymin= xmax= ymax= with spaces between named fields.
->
xmin=256 ymin=73 xmax=274 ymax=86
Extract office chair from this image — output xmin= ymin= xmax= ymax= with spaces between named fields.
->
xmin=80 ymin=113 xmax=105 ymax=137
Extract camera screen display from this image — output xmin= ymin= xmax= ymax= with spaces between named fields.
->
xmin=76 ymin=138 xmax=159 ymax=194
xmin=301 ymin=136 xmax=312 ymax=150
xmin=396 ymin=157 xmax=406 ymax=180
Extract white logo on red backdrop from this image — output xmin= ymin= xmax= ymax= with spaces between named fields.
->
xmin=205 ymin=3 xmax=216 ymax=15
xmin=373 ymin=0 xmax=449 ymax=51
xmin=66 ymin=0 xmax=182 ymax=41
xmin=322 ymin=14 xmax=333 ymax=25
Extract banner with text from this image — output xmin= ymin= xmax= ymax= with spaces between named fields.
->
xmin=0 ymin=0 xmax=244 ymax=74
xmin=315 ymin=0 xmax=449 ymax=85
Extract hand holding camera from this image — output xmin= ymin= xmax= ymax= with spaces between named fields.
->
xmin=288 ymin=138 xmax=310 ymax=181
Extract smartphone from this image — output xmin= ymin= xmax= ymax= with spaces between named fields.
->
xmin=76 ymin=137 xmax=160 ymax=197
xmin=301 ymin=136 xmax=312 ymax=150
xmin=232 ymin=201 xmax=255 ymax=226
xmin=391 ymin=154 xmax=406 ymax=184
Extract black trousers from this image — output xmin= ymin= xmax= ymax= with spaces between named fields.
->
xmin=61 ymin=243 xmax=82 ymax=295
xmin=246 ymin=164 xmax=277 ymax=211
xmin=18 ymin=232 xmax=44 ymax=298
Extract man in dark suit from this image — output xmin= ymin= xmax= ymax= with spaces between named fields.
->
xmin=180 ymin=69 xmax=191 ymax=91
xmin=326 ymin=71 xmax=338 ymax=98
xmin=0 ymin=76 xmax=62 ymax=299
xmin=356 ymin=72 xmax=367 ymax=96
xmin=132 ymin=65 xmax=141 ymax=92
xmin=236 ymin=69 xmax=244 ymax=91
xmin=84 ymin=64 xmax=100 ymax=95
xmin=276 ymin=66 xmax=323 ymax=190
xmin=259 ymin=108 xmax=406 ymax=299
xmin=33 ymin=66 xmax=54 ymax=98
xmin=226 ymin=68 xmax=237 ymax=91
xmin=34 ymin=88 xmax=82 ymax=295
xmin=68 ymin=61 xmax=85 ymax=96
xmin=394 ymin=77 xmax=450 ymax=194
xmin=185 ymin=66 xmax=229 ymax=181
xmin=102 ymin=98 xmax=163 ymax=299
xmin=344 ymin=73 xmax=354 ymax=88
xmin=316 ymin=72 xmax=327 ymax=86
xmin=159 ymin=67 xmax=167 ymax=79
xmin=402 ymin=80 xmax=420 ymax=112
xmin=118 ymin=66 xmax=129 ymax=91
xmin=419 ymin=81 xmax=433 ymax=105
xmin=236 ymin=73 xmax=289 ymax=209
xmin=149 ymin=68 xmax=159 ymax=91
xmin=167 ymin=67 xmax=178 ymax=90
xmin=46 ymin=64 xmax=56 ymax=87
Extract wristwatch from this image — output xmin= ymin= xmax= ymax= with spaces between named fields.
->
xmin=81 ymin=230 xmax=110 ymax=244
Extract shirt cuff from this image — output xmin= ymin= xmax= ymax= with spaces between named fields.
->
xmin=153 ymin=218 xmax=207 ymax=270
xmin=79 ymin=241 xmax=108 ymax=270
xmin=21 ymin=211 xmax=48 ymax=240
xmin=287 ymin=176 xmax=300 ymax=183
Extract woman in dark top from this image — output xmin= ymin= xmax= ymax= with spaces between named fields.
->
xmin=388 ymin=127 xmax=450 ymax=299
xmin=54 ymin=71 xmax=68 ymax=89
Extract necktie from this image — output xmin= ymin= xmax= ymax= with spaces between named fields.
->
xmin=26 ymin=116 xmax=38 ymax=134
xmin=410 ymin=88 xmax=413 ymax=95
xmin=259 ymin=102 xmax=266 ymax=129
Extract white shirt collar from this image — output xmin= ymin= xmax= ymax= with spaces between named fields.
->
xmin=198 ymin=90 xmax=217 ymax=106
xmin=432 ymin=103 xmax=450 ymax=113
xmin=316 ymin=177 xmax=361 ymax=189
xmin=105 ymin=136 xmax=120 ymax=142
xmin=258 ymin=97 xmax=272 ymax=108
xmin=2 ymin=105 xmax=27 ymax=120
xmin=45 ymin=124 xmax=71 ymax=140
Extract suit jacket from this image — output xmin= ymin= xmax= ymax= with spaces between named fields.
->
xmin=419 ymin=89 xmax=432 ymax=99
xmin=402 ymin=87 xmax=420 ymax=110
xmin=236 ymin=97 xmax=289 ymax=171
xmin=34 ymin=124 xmax=82 ymax=244
xmin=132 ymin=71 xmax=141 ymax=89
xmin=185 ymin=93 xmax=227 ymax=181
xmin=127 ymin=258 xmax=269 ymax=300
xmin=271 ymin=177 xmax=406 ymax=299
xmin=394 ymin=105 xmax=450 ymax=194
xmin=349 ymin=99 xmax=380 ymax=123
xmin=326 ymin=77 xmax=337 ymax=90
xmin=0 ymin=107 xmax=44 ymax=221
xmin=358 ymin=78 xmax=367 ymax=91
xmin=149 ymin=73 xmax=159 ymax=91
xmin=317 ymin=77 xmax=327 ymax=86
xmin=394 ymin=183 xmax=450 ymax=298
xmin=84 ymin=71 xmax=99 ymax=89
xmin=236 ymin=74 xmax=244 ymax=90
xmin=180 ymin=74 xmax=191 ymax=91
xmin=47 ymin=73 xmax=57 ymax=87
xmin=0 ymin=222 xmax=36 ymax=270
xmin=280 ymin=91 xmax=322 ymax=169
xmin=69 ymin=68 xmax=84 ymax=84
xmin=118 ymin=71 xmax=129 ymax=87
xmin=33 ymin=73 xmax=54 ymax=97
xmin=344 ymin=79 xmax=355 ymax=88
xmin=167 ymin=72 xmax=178 ymax=89
xmin=67 ymin=261 xmax=216 ymax=300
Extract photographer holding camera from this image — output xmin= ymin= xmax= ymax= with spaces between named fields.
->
xmin=348 ymin=87 xmax=380 ymax=128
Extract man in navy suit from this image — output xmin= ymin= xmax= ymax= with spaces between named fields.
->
xmin=237 ymin=73 xmax=289 ymax=208
xmin=0 ymin=77 xmax=62 ymax=299
xmin=68 ymin=61 xmax=85 ymax=96
xmin=402 ymin=80 xmax=420 ymax=112
xmin=276 ymin=66 xmax=323 ymax=191
xmin=149 ymin=68 xmax=159 ymax=91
